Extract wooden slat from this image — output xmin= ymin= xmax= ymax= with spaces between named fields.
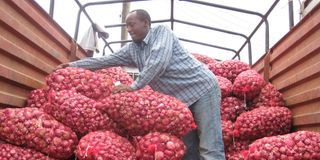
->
xmin=293 ymin=112 xmax=320 ymax=126
xmin=285 ymin=87 xmax=320 ymax=106
xmin=269 ymin=4 xmax=320 ymax=63
xmin=290 ymin=101 xmax=320 ymax=117
xmin=0 ymin=36 xmax=54 ymax=74
xmin=0 ymin=91 xmax=26 ymax=107
xmin=0 ymin=64 xmax=44 ymax=89
xmin=293 ymin=124 xmax=320 ymax=132
xmin=263 ymin=51 xmax=271 ymax=82
xmin=9 ymin=0 xmax=71 ymax=52
xmin=252 ymin=54 xmax=265 ymax=74
xmin=269 ymin=29 xmax=320 ymax=80
xmin=9 ymin=0 xmax=88 ymax=60
xmin=0 ymin=4 xmax=69 ymax=64
xmin=276 ymin=61 xmax=320 ymax=91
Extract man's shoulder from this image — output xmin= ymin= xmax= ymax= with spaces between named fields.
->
xmin=153 ymin=24 xmax=171 ymax=32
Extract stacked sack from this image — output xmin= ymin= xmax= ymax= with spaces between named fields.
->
xmin=191 ymin=55 xmax=320 ymax=160
xmin=0 ymin=67 xmax=195 ymax=160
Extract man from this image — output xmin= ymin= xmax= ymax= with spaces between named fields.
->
xmin=58 ymin=9 xmax=225 ymax=160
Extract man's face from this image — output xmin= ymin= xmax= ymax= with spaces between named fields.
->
xmin=125 ymin=12 xmax=149 ymax=43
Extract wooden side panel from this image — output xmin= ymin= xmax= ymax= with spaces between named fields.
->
xmin=0 ymin=0 xmax=88 ymax=107
xmin=252 ymin=3 xmax=320 ymax=132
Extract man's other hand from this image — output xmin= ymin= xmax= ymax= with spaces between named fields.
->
xmin=112 ymin=84 xmax=133 ymax=94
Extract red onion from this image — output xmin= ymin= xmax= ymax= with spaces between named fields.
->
xmin=46 ymin=89 xmax=125 ymax=137
xmin=232 ymin=70 xmax=266 ymax=101
xmin=0 ymin=107 xmax=78 ymax=159
xmin=96 ymin=67 xmax=134 ymax=85
xmin=46 ymin=67 xmax=113 ymax=100
xmin=233 ymin=107 xmax=292 ymax=140
xmin=0 ymin=143 xmax=57 ymax=160
xmin=246 ymin=131 xmax=320 ymax=160
xmin=75 ymin=131 xmax=136 ymax=160
xmin=26 ymin=88 xmax=49 ymax=111
xmin=221 ymin=120 xmax=234 ymax=147
xmin=208 ymin=60 xmax=250 ymax=82
xmin=97 ymin=90 xmax=197 ymax=138
xmin=250 ymin=83 xmax=285 ymax=109
xmin=191 ymin=53 xmax=217 ymax=65
xmin=216 ymin=76 xmax=233 ymax=98
xmin=136 ymin=132 xmax=186 ymax=160
xmin=221 ymin=97 xmax=246 ymax=122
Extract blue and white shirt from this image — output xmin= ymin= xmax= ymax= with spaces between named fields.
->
xmin=69 ymin=25 xmax=218 ymax=106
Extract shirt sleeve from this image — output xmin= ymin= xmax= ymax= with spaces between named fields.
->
xmin=68 ymin=45 xmax=134 ymax=71
xmin=131 ymin=26 xmax=173 ymax=90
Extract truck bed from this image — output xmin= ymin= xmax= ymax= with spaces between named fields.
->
xmin=0 ymin=0 xmax=319 ymax=132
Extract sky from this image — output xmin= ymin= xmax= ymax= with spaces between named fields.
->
xmin=35 ymin=0 xmax=302 ymax=65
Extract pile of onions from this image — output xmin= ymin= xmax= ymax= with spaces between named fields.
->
xmin=0 ymin=107 xmax=78 ymax=159
xmin=46 ymin=67 xmax=113 ymax=100
xmin=136 ymin=132 xmax=186 ymax=160
xmin=233 ymin=107 xmax=292 ymax=140
xmin=246 ymin=131 xmax=320 ymax=160
xmin=191 ymin=53 xmax=217 ymax=65
xmin=208 ymin=60 xmax=250 ymax=82
xmin=0 ymin=143 xmax=57 ymax=160
xmin=221 ymin=97 xmax=246 ymax=122
xmin=97 ymin=90 xmax=196 ymax=138
xmin=26 ymin=88 xmax=49 ymax=111
xmin=232 ymin=70 xmax=266 ymax=101
xmin=75 ymin=131 xmax=136 ymax=160
xmin=250 ymin=83 xmax=285 ymax=109
xmin=216 ymin=76 xmax=233 ymax=98
xmin=46 ymin=89 xmax=124 ymax=137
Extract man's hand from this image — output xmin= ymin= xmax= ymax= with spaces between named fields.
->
xmin=112 ymin=84 xmax=133 ymax=94
xmin=55 ymin=63 xmax=70 ymax=70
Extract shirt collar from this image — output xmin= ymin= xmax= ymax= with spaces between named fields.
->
xmin=133 ymin=28 xmax=152 ymax=47
xmin=142 ymin=28 xmax=152 ymax=45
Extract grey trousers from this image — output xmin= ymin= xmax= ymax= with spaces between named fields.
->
xmin=182 ymin=84 xmax=225 ymax=160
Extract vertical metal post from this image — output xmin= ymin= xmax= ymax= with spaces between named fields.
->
xmin=49 ymin=0 xmax=55 ymax=18
xmin=288 ymin=0 xmax=294 ymax=29
xmin=121 ymin=2 xmax=130 ymax=47
xmin=170 ymin=0 xmax=174 ymax=30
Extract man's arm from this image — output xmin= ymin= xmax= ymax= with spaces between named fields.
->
xmin=67 ymin=45 xmax=134 ymax=71
xmin=131 ymin=26 xmax=174 ymax=90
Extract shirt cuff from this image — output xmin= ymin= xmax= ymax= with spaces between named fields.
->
xmin=130 ymin=84 xmax=138 ymax=91
xmin=68 ymin=61 xmax=78 ymax=67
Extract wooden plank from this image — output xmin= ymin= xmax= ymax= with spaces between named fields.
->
xmin=9 ymin=0 xmax=71 ymax=52
xmin=9 ymin=0 xmax=88 ymax=60
xmin=263 ymin=51 xmax=271 ymax=82
xmin=0 ymin=36 xmax=54 ymax=74
xmin=293 ymin=112 xmax=320 ymax=126
xmin=270 ymin=29 xmax=320 ymax=80
xmin=293 ymin=124 xmax=320 ymax=133
xmin=0 ymin=91 xmax=26 ymax=107
xmin=285 ymin=87 xmax=320 ymax=106
xmin=290 ymin=101 xmax=320 ymax=117
xmin=276 ymin=61 xmax=320 ymax=91
xmin=0 ymin=5 xmax=70 ymax=64
xmin=252 ymin=54 xmax=265 ymax=74
xmin=269 ymin=4 xmax=320 ymax=63
xmin=0 ymin=64 xmax=44 ymax=89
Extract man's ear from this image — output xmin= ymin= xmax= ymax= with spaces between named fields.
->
xmin=144 ymin=20 xmax=149 ymax=27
